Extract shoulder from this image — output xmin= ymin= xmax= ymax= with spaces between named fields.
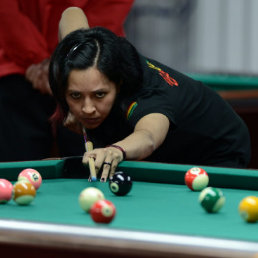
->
xmin=139 ymin=56 xmax=201 ymax=89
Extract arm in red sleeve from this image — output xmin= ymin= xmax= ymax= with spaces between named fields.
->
xmin=83 ymin=0 xmax=134 ymax=36
xmin=0 ymin=0 xmax=49 ymax=69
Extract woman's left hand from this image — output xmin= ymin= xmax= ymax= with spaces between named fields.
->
xmin=82 ymin=146 xmax=124 ymax=182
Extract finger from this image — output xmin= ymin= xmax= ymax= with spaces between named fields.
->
xmin=31 ymin=68 xmax=42 ymax=88
xmin=109 ymin=159 xmax=119 ymax=178
xmin=83 ymin=151 xmax=103 ymax=178
xmin=100 ymin=161 xmax=112 ymax=182
xmin=25 ymin=64 xmax=36 ymax=80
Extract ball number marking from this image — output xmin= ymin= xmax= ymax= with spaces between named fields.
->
xmin=110 ymin=182 xmax=119 ymax=193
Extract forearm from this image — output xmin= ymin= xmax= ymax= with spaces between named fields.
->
xmin=114 ymin=113 xmax=170 ymax=161
xmin=114 ymin=130 xmax=158 ymax=160
xmin=59 ymin=7 xmax=89 ymax=41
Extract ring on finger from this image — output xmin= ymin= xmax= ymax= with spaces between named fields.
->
xmin=103 ymin=161 xmax=112 ymax=166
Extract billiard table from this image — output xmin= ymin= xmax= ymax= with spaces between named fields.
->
xmin=0 ymin=157 xmax=258 ymax=258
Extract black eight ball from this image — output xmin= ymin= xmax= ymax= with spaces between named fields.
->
xmin=109 ymin=171 xmax=132 ymax=196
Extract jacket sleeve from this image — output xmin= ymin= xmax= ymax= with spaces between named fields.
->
xmin=0 ymin=0 xmax=49 ymax=69
xmin=83 ymin=0 xmax=134 ymax=36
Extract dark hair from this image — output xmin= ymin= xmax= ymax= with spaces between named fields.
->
xmin=49 ymin=27 xmax=142 ymax=116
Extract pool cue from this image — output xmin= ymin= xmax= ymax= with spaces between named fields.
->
xmin=82 ymin=128 xmax=97 ymax=181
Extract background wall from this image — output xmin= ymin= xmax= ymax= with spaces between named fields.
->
xmin=125 ymin=0 xmax=258 ymax=75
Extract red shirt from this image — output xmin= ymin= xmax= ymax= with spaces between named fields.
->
xmin=0 ymin=0 xmax=133 ymax=77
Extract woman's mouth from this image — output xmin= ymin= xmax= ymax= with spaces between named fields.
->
xmin=83 ymin=117 xmax=101 ymax=126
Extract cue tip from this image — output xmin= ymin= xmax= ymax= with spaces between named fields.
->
xmin=91 ymin=176 xmax=97 ymax=182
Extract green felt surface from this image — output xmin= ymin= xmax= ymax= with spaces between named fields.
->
xmin=189 ymin=73 xmax=258 ymax=90
xmin=1 ymin=179 xmax=258 ymax=243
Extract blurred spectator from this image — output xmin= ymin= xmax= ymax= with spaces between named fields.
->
xmin=0 ymin=0 xmax=133 ymax=161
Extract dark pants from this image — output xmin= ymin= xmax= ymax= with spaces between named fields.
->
xmin=0 ymin=75 xmax=84 ymax=162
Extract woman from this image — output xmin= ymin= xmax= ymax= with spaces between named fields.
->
xmin=49 ymin=8 xmax=251 ymax=182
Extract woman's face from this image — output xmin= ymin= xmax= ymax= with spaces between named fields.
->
xmin=66 ymin=67 xmax=117 ymax=129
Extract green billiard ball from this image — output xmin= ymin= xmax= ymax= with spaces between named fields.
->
xmin=199 ymin=187 xmax=225 ymax=213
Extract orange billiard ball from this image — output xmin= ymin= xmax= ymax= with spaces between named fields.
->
xmin=13 ymin=181 xmax=36 ymax=205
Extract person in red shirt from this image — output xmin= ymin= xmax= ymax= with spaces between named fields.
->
xmin=0 ymin=0 xmax=133 ymax=161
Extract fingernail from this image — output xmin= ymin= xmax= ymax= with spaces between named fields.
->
xmin=100 ymin=178 xmax=105 ymax=182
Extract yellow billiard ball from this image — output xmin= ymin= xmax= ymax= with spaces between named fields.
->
xmin=13 ymin=181 xmax=36 ymax=205
xmin=238 ymin=196 xmax=258 ymax=223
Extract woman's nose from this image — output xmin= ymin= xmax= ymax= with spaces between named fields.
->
xmin=82 ymin=99 xmax=96 ymax=114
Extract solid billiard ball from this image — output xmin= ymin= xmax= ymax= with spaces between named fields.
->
xmin=0 ymin=179 xmax=13 ymax=204
xmin=185 ymin=167 xmax=209 ymax=191
xmin=13 ymin=181 xmax=36 ymax=205
xmin=79 ymin=187 xmax=105 ymax=212
xmin=109 ymin=171 xmax=132 ymax=196
xmin=238 ymin=196 xmax=258 ymax=223
xmin=90 ymin=199 xmax=116 ymax=223
xmin=18 ymin=168 xmax=42 ymax=190
xmin=199 ymin=187 xmax=225 ymax=213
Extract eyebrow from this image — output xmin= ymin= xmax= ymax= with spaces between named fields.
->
xmin=66 ymin=88 xmax=108 ymax=93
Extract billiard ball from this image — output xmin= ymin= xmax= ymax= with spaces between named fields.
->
xmin=199 ymin=187 xmax=225 ymax=213
xmin=13 ymin=181 xmax=36 ymax=205
xmin=0 ymin=179 xmax=13 ymax=204
xmin=79 ymin=187 xmax=105 ymax=212
xmin=185 ymin=167 xmax=209 ymax=191
xmin=238 ymin=196 xmax=258 ymax=223
xmin=18 ymin=168 xmax=42 ymax=190
xmin=90 ymin=199 xmax=116 ymax=223
xmin=109 ymin=171 xmax=132 ymax=196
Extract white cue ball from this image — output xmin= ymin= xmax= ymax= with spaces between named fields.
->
xmin=78 ymin=187 xmax=105 ymax=212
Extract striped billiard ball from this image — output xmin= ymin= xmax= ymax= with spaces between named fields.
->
xmin=13 ymin=181 xmax=36 ymax=205
xmin=199 ymin=187 xmax=225 ymax=213
xmin=18 ymin=168 xmax=42 ymax=190
xmin=185 ymin=167 xmax=209 ymax=191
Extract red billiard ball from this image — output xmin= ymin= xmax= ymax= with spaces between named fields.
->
xmin=90 ymin=200 xmax=116 ymax=223
xmin=18 ymin=168 xmax=42 ymax=190
xmin=185 ymin=167 xmax=209 ymax=191
xmin=109 ymin=171 xmax=132 ymax=196
xmin=13 ymin=181 xmax=36 ymax=205
xmin=0 ymin=179 xmax=13 ymax=204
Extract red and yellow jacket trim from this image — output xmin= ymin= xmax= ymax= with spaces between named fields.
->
xmin=146 ymin=60 xmax=178 ymax=87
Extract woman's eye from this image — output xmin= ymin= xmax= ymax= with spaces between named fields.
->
xmin=95 ymin=92 xmax=106 ymax=98
xmin=70 ymin=92 xmax=81 ymax=99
